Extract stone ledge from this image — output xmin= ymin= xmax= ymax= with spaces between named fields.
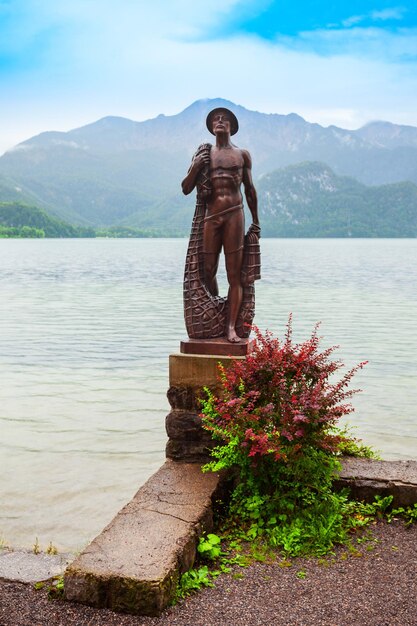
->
xmin=336 ymin=458 xmax=417 ymax=507
xmin=64 ymin=460 xmax=223 ymax=616
xmin=0 ymin=550 xmax=72 ymax=584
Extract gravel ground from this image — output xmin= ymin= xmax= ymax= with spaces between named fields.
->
xmin=0 ymin=521 xmax=416 ymax=626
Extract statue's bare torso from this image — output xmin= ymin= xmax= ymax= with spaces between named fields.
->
xmin=207 ymin=146 xmax=245 ymax=215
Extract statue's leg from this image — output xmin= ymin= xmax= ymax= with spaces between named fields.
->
xmin=203 ymin=216 xmax=222 ymax=296
xmin=223 ymin=208 xmax=245 ymax=343
xmin=203 ymin=252 xmax=220 ymax=296
xmin=225 ymin=249 xmax=244 ymax=342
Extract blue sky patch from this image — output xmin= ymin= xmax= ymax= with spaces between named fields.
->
xmin=208 ymin=1 xmax=416 ymax=39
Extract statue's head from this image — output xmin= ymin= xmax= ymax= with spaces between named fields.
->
xmin=206 ymin=107 xmax=239 ymax=136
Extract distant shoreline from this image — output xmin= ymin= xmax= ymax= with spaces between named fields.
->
xmin=2 ymin=235 xmax=417 ymax=240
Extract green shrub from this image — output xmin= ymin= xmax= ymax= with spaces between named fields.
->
xmin=201 ymin=318 xmax=369 ymax=555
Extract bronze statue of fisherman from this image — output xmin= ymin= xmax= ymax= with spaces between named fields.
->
xmin=182 ymin=107 xmax=261 ymax=347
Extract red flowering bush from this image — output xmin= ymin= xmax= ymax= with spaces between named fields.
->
xmin=202 ymin=316 xmax=366 ymax=468
xmin=200 ymin=317 xmax=368 ymax=554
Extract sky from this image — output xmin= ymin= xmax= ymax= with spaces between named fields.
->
xmin=1 ymin=0 xmax=417 ymax=154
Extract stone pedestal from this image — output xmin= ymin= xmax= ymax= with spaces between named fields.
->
xmin=166 ymin=352 xmax=244 ymax=462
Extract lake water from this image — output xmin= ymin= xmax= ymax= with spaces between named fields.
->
xmin=0 ymin=238 xmax=416 ymax=551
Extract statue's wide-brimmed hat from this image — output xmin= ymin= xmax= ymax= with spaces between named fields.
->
xmin=206 ymin=107 xmax=239 ymax=136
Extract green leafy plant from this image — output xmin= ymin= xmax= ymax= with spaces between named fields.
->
xmin=33 ymin=581 xmax=45 ymax=590
xmin=331 ymin=425 xmax=380 ymax=459
xmin=34 ymin=576 xmax=65 ymax=599
xmin=197 ymin=533 xmax=222 ymax=560
xmin=201 ymin=319 xmax=369 ymax=556
xmin=175 ymin=535 xmax=224 ymax=601
xmin=176 ymin=566 xmax=215 ymax=599
xmin=47 ymin=576 xmax=64 ymax=600
xmin=175 ymin=533 xmax=254 ymax=601
xmin=389 ymin=503 xmax=417 ymax=526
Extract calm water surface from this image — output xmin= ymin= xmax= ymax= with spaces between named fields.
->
xmin=0 ymin=238 xmax=416 ymax=551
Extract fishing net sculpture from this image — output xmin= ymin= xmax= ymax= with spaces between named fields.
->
xmin=182 ymin=107 xmax=261 ymax=344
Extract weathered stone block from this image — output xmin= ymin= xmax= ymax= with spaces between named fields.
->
xmin=64 ymin=461 xmax=223 ymax=616
xmin=166 ymin=409 xmax=205 ymax=440
xmin=167 ymin=386 xmax=202 ymax=411
xmin=165 ymin=437 xmax=215 ymax=463
xmin=336 ymin=458 xmax=417 ymax=507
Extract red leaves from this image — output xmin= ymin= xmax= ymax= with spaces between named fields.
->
xmin=201 ymin=317 xmax=366 ymax=465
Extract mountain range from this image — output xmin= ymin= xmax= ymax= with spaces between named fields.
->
xmin=258 ymin=162 xmax=417 ymax=237
xmin=0 ymin=98 xmax=417 ymax=234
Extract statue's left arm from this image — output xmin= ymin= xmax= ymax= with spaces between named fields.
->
xmin=181 ymin=149 xmax=210 ymax=195
xmin=242 ymin=150 xmax=259 ymax=227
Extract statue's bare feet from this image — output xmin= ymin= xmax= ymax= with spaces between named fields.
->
xmin=227 ymin=327 xmax=242 ymax=343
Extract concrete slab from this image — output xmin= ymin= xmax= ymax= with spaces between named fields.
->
xmin=64 ymin=460 xmax=223 ymax=616
xmin=337 ymin=458 xmax=417 ymax=507
xmin=0 ymin=550 xmax=72 ymax=584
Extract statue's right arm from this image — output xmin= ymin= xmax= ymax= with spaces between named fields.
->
xmin=181 ymin=153 xmax=210 ymax=195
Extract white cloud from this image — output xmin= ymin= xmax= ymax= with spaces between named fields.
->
xmin=340 ymin=7 xmax=405 ymax=29
xmin=279 ymin=25 xmax=417 ymax=61
xmin=371 ymin=8 xmax=405 ymax=21
xmin=342 ymin=15 xmax=364 ymax=28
